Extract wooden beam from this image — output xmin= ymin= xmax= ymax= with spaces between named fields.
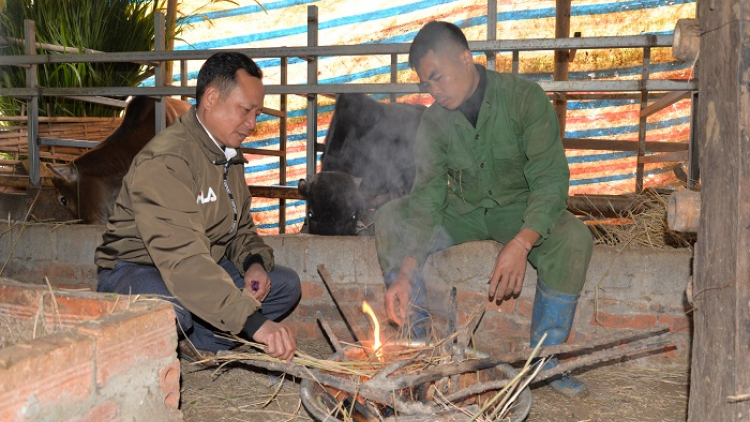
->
xmin=248 ymin=185 xmax=303 ymax=200
xmin=241 ymin=147 xmax=285 ymax=158
xmin=563 ymin=138 xmax=689 ymax=152
xmin=637 ymin=151 xmax=689 ymax=164
xmin=641 ymin=90 xmax=692 ymax=118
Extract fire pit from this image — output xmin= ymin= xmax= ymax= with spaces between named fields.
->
xmin=300 ymin=342 xmax=532 ymax=422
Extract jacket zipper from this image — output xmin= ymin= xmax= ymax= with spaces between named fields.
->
xmin=223 ymin=162 xmax=238 ymax=235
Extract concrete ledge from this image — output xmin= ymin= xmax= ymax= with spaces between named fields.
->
xmin=0 ymin=223 xmax=693 ymax=369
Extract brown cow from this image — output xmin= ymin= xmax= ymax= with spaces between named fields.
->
xmin=48 ymin=96 xmax=191 ymax=224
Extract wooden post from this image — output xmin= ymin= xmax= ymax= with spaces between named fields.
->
xmin=553 ymin=0 xmax=571 ymax=138
xmin=306 ymin=5 xmax=319 ymax=182
xmin=688 ymin=0 xmax=750 ymax=420
xmin=153 ymin=12 xmax=166 ymax=134
xmin=279 ymin=57 xmax=288 ymax=233
xmin=164 ymin=0 xmax=178 ymax=87
xmin=23 ymin=20 xmax=39 ymax=188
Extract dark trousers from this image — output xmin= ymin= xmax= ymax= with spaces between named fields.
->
xmin=97 ymin=258 xmax=301 ymax=353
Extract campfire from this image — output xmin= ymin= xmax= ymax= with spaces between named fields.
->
xmin=212 ymin=265 xmax=678 ymax=422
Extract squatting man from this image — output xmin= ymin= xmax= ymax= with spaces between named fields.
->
xmin=374 ymin=21 xmax=594 ymax=397
xmin=95 ymin=52 xmax=300 ymax=363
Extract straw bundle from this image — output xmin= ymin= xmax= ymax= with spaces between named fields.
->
xmin=587 ymin=189 xmax=695 ymax=250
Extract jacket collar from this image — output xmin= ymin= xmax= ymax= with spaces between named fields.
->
xmin=183 ymin=106 xmax=247 ymax=166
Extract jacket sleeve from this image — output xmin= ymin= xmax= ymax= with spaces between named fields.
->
xmin=130 ymin=154 xmax=261 ymax=334
xmin=225 ymin=186 xmax=274 ymax=275
xmin=405 ymin=112 xmax=450 ymax=265
xmin=517 ymin=81 xmax=570 ymax=243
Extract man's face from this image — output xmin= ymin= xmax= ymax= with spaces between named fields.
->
xmin=201 ymin=70 xmax=265 ymax=149
xmin=416 ymin=47 xmax=476 ymax=110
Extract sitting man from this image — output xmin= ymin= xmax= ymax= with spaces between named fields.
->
xmin=95 ymin=52 xmax=300 ymax=363
xmin=374 ymin=21 xmax=593 ymax=396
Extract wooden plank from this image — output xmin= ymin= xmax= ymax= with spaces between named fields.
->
xmin=641 ymin=90 xmax=692 ymax=118
xmin=0 ymin=175 xmax=53 ymax=187
xmin=247 ymin=185 xmax=303 ymax=200
xmin=241 ymin=147 xmax=285 ymax=158
xmin=563 ymin=137 xmax=689 ymax=152
xmin=636 ymin=151 xmax=689 ymax=164
xmin=688 ymin=1 xmax=750 ymax=420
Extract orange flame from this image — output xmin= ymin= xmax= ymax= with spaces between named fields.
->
xmin=362 ymin=301 xmax=383 ymax=360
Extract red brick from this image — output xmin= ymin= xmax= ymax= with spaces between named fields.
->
xmin=591 ymin=311 xmax=657 ymax=329
xmin=487 ymin=297 xmax=516 ymax=314
xmin=300 ymin=281 xmax=325 ymax=300
xmin=63 ymin=400 xmax=120 ymax=422
xmin=658 ymin=313 xmax=691 ymax=333
xmin=457 ymin=289 xmax=486 ymax=308
xmin=517 ymin=299 xmax=534 ymax=318
xmin=292 ymin=301 xmax=339 ymax=320
xmin=338 ymin=286 xmax=365 ymax=302
xmin=0 ymin=331 xmax=95 ymax=413
xmin=482 ymin=313 xmax=525 ymax=336
xmin=76 ymin=301 xmax=177 ymax=387
xmin=159 ymin=360 xmax=181 ymax=411
xmin=43 ymin=264 xmax=78 ymax=281
xmin=290 ymin=321 xmax=321 ymax=339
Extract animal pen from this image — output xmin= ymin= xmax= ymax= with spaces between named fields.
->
xmin=3 ymin=1 xmax=748 ymax=422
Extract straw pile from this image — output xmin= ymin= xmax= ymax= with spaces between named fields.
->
xmin=587 ymin=189 xmax=695 ymax=250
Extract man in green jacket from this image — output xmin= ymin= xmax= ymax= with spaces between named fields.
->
xmin=96 ymin=52 xmax=300 ymax=363
xmin=375 ymin=21 xmax=593 ymax=397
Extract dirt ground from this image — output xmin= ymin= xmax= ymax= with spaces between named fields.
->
xmin=179 ymin=338 xmax=689 ymax=422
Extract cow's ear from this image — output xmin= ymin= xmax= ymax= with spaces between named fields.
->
xmin=47 ymin=163 xmax=78 ymax=183
xmin=298 ymin=179 xmax=309 ymax=197
xmin=352 ymin=177 xmax=363 ymax=189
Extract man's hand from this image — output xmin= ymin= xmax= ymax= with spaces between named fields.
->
xmin=385 ymin=274 xmax=412 ymax=326
xmin=252 ymin=320 xmax=296 ymax=362
xmin=245 ymin=263 xmax=271 ymax=302
xmin=488 ymin=240 xmax=528 ymax=301
xmin=488 ymin=230 xmax=538 ymax=302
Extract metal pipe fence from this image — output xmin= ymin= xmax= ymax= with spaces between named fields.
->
xmin=0 ymin=5 xmax=698 ymax=230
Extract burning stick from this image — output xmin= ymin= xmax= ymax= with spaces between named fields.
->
xmin=362 ymin=301 xmax=383 ymax=360
xmin=318 ymin=264 xmax=371 ymax=343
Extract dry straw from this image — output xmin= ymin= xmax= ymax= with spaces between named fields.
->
xmin=587 ymin=189 xmax=695 ymax=250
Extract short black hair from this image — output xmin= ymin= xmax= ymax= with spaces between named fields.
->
xmin=408 ymin=21 xmax=470 ymax=69
xmin=196 ymin=52 xmax=262 ymax=107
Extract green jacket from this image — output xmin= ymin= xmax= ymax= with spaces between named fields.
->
xmin=407 ymin=69 xmax=570 ymax=262
xmin=95 ymin=108 xmax=273 ymax=334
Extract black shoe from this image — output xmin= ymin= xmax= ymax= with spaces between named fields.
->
xmin=178 ymin=339 xmax=220 ymax=368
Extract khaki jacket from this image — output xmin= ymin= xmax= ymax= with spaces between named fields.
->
xmin=406 ymin=69 xmax=570 ymax=262
xmin=95 ymin=108 xmax=273 ymax=333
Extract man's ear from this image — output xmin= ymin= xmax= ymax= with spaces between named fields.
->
xmin=202 ymin=85 xmax=218 ymax=110
xmin=461 ymin=49 xmax=474 ymax=68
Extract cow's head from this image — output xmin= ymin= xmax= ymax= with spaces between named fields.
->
xmin=298 ymin=171 xmax=362 ymax=236
xmin=47 ymin=97 xmax=192 ymax=224
xmin=47 ymin=164 xmax=120 ymax=224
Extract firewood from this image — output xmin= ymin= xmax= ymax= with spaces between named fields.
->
xmin=443 ymin=331 xmax=676 ymax=402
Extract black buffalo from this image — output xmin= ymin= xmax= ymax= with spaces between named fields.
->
xmin=299 ymin=93 xmax=426 ymax=235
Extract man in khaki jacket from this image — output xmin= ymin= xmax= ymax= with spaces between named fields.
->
xmin=96 ymin=52 xmax=300 ymax=363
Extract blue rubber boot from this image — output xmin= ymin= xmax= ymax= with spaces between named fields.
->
xmin=384 ymin=271 xmax=431 ymax=341
xmin=531 ymin=283 xmax=588 ymax=398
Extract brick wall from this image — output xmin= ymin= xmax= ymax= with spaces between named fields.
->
xmin=0 ymin=223 xmax=693 ymax=370
xmin=0 ymin=279 xmax=182 ymax=422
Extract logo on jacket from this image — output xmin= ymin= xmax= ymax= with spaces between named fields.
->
xmin=197 ymin=187 xmax=217 ymax=204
